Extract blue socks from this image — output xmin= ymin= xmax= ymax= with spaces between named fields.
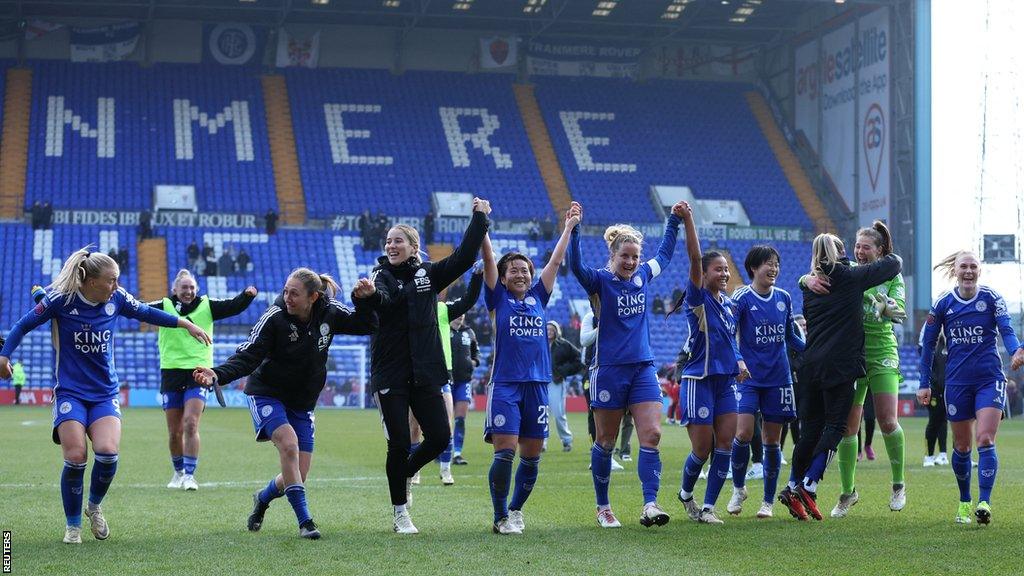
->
xmin=680 ymin=452 xmax=706 ymax=496
xmin=763 ymin=443 xmax=782 ymax=503
xmin=952 ymin=449 xmax=972 ymax=502
xmin=171 ymin=455 xmax=184 ymax=473
xmin=183 ymin=455 xmax=198 ymax=475
xmin=731 ymin=438 xmax=751 ymax=489
xmin=88 ymin=453 xmax=118 ymax=507
xmin=803 ymin=450 xmax=834 ymax=490
xmin=440 ymin=439 xmax=453 ymax=464
xmin=453 ymin=416 xmax=466 ymax=455
xmin=61 ymin=461 xmax=87 ymax=527
xmin=637 ymin=447 xmax=661 ymax=505
xmin=590 ymin=444 xmax=613 ymax=507
xmin=977 ymin=445 xmax=997 ymax=503
xmin=489 ymin=449 xmax=515 ymax=522
xmin=285 ymin=484 xmax=311 ymax=525
xmin=258 ymin=477 xmax=284 ymax=504
xmin=704 ymin=449 xmax=731 ymax=508
xmin=509 ymin=455 xmax=540 ymax=511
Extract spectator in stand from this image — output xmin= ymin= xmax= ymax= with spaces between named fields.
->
xmin=187 ymin=242 xmax=200 ymax=269
xmin=359 ymin=210 xmax=374 ymax=250
xmin=140 ymin=210 xmax=153 ymax=239
xmin=671 ymin=285 xmax=684 ymax=307
xmin=541 ymin=214 xmax=555 ymax=242
xmin=118 ymin=247 xmax=129 ymax=273
xmin=218 ymin=246 xmax=237 ymax=277
xmin=43 ymin=201 xmax=54 ymax=229
xmin=237 ymin=248 xmax=252 ymax=275
xmin=265 ymin=209 xmax=278 ymax=235
xmin=424 ymin=211 xmax=436 ymax=245
xmin=31 ymin=201 xmax=42 ymax=229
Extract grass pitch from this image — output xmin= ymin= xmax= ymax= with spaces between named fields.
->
xmin=1 ymin=406 xmax=1021 ymax=576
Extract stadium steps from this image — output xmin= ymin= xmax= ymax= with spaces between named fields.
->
xmin=0 ymin=68 xmax=31 ymax=219
xmin=512 ymin=84 xmax=571 ymax=216
xmin=261 ymin=75 xmax=306 ymax=226
xmin=745 ymin=91 xmax=834 ymax=235
xmin=137 ymin=237 xmax=168 ymax=332
xmin=428 ymin=242 xmax=454 ymax=263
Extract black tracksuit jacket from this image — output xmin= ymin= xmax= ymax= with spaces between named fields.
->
xmin=212 ymin=293 xmax=377 ymax=411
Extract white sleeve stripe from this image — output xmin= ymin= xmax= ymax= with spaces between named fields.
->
xmin=329 ymin=299 xmax=354 ymax=313
xmin=238 ymin=306 xmax=280 ymax=351
xmin=646 ymin=259 xmax=662 ymax=278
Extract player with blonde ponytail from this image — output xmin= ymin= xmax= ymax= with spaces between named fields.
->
xmin=0 ymin=246 xmax=211 ymax=544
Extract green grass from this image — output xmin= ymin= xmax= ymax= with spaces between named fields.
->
xmin=1 ymin=407 xmax=1021 ymax=575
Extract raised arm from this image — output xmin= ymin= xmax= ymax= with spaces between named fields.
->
xmin=481 ymin=233 xmax=498 ymax=291
xmin=568 ymin=203 xmax=599 ymax=294
xmin=328 ymin=296 xmax=378 ymax=336
xmin=446 ymin=269 xmax=483 ymax=321
xmin=540 ymin=203 xmax=580 ymax=294
xmin=204 ymin=307 xmax=280 ymax=385
xmin=429 ymin=199 xmax=491 ymax=290
xmin=209 ymin=286 xmax=258 ymax=320
xmin=679 ymin=201 xmax=701 ymax=286
xmin=648 ymin=202 xmax=686 ymax=278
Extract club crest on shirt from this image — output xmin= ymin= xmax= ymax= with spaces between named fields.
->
xmin=320 ymin=323 xmax=330 ymax=336
xmin=104 ymin=303 xmax=116 ymax=316
xmin=415 ymin=268 xmax=427 ymax=278
xmin=525 ymin=296 xmax=537 ymax=306
xmin=633 ymin=275 xmax=643 ymax=288
xmin=288 ymin=324 xmax=299 ymax=342
xmin=975 ymin=301 xmax=987 ymax=312
xmin=776 ymin=301 xmax=786 ymax=312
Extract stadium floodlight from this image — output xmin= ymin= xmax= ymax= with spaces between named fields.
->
xmin=312 ymin=0 xmax=329 ymax=5
xmin=593 ymin=9 xmax=611 ymax=16
xmin=383 ymin=0 xmax=401 ymax=7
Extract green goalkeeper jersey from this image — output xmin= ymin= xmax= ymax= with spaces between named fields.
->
xmin=861 ymin=272 xmax=905 ymax=376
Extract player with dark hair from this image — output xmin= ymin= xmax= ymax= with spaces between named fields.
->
xmin=726 ymin=245 xmax=804 ymax=519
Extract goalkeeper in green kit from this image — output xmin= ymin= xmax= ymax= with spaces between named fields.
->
xmin=803 ymin=222 xmax=908 ymax=517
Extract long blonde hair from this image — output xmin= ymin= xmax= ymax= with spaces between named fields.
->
xmin=49 ymin=245 xmax=119 ymax=303
xmin=389 ymin=224 xmax=424 ymax=265
xmin=809 ymin=233 xmax=844 ymax=276
xmin=933 ymin=250 xmax=977 ymax=281
xmin=288 ymin=267 xmax=340 ymax=299
xmin=604 ymin=224 xmax=643 ymax=266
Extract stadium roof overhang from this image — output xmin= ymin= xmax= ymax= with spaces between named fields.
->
xmin=0 ymin=0 xmax=897 ymax=46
